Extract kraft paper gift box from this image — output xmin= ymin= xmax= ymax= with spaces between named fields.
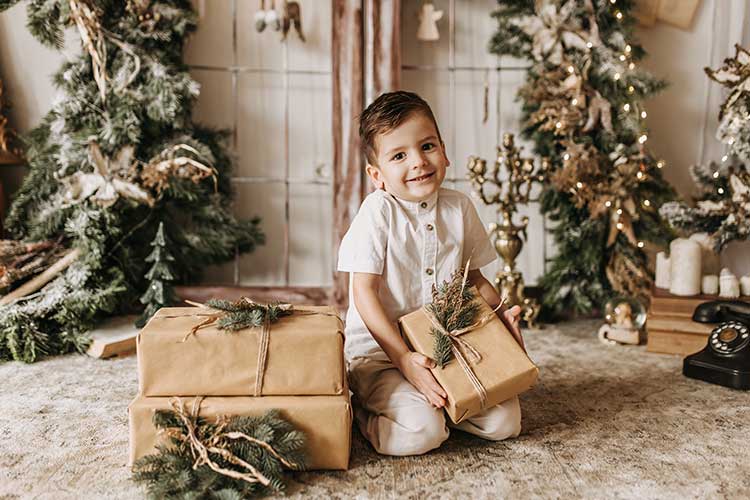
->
xmin=137 ymin=305 xmax=345 ymax=397
xmin=398 ymin=288 xmax=539 ymax=423
xmin=128 ymin=393 xmax=352 ymax=470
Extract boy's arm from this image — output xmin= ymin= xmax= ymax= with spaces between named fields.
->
xmin=468 ymin=269 xmax=526 ymax=351
xmin=352 ymin=272 xmax=448 ymax=408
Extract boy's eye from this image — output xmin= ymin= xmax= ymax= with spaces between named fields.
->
xmin=391 ymin=152 xmax=405 ymax=161
xmin=422 ymin=143 xmax=436 ymax=151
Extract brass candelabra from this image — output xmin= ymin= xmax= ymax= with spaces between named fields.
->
xmin=467 ymin=133 xmax=548 ymax=328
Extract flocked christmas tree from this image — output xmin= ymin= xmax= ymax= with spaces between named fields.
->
xmin=136 ymin=222 xmax=177 ymax=328
xmin=490 ymin=0 xmax=676 ymax=316
xmin=0 ymin=0 xmax=263 ymax=362
xmin=660 ymin=44 xmax=750 ymax=249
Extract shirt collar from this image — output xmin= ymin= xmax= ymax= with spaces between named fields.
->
xmin=389 ymin=189 xmax=439 ymax=213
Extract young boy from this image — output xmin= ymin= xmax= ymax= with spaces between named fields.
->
xmin=337 ymin=91 xmax=526 ymax=456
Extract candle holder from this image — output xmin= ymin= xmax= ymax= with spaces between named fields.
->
xmin=467 ymin=133 xmax=548 ymax=328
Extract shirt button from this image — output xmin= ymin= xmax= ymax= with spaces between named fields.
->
xmin=420 ymin=202 xmax=428 ymax=209
xmin=426 ymin=223 xmax=434 ymax=231
xmin=425 ymin=268 xmax=434 ymax=275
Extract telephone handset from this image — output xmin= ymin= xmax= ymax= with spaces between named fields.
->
xmin=683 ymin=300 xmax=750 ymax=390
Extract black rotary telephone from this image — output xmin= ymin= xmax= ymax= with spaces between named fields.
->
xmin=683 ymin=301 xmax=750 ymax=390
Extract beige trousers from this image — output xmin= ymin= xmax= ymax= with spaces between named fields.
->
xmin=348 ymin=356 xmax=522 ymax=456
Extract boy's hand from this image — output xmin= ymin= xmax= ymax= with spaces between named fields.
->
xmin=501 ymin=305 xmax=526 ymax=352
xmin=396 ymin=351 xmax=447 ymax=408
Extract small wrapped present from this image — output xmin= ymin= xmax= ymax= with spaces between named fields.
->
xmin=137 ymin=300 xmax=345 ymax=397
xmin=129 ymin=393 xmax=352 ymax=470
xmin=399 ymin=281 xmax=538 ymax=424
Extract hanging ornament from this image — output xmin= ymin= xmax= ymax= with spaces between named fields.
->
xmin=282 ymin=1 xmax=306 ymax=42
xmin=255 ymin=0 xmax=267 ymax=32
xmin=417 ymin=3 xmax=443 ymax=42
xmin=265 ymin=0 xmax=281 ymax=31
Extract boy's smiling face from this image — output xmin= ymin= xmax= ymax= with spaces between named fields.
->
xmin=366 ymin=112 xmax=450 ymax=202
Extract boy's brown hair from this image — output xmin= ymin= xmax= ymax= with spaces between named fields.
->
xmin=358 ymin=91 xmax=443 ymax=166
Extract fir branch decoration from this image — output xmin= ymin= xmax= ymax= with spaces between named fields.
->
xmin=132 ymin=400 xmax=306 ymax=499
xmin=490 ymin=0 xmax=676 ymax=315
xmin=204 ymin=298 xmax=293 ymax=331
xmin=426 ymin=270 xmax=481 ymax=367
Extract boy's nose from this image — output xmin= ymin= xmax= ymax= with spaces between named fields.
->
xmin=413 ymin=153 xmax=428 ymax=168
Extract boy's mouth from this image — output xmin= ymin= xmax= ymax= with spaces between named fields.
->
xmin=406 ymin=172 xmax=435 ymax=183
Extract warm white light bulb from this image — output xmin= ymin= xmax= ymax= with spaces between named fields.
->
xmin=637 ymin=171 xmax=644 ymax=179
xmin=625 ymin=45 xmax=632 ymax=53
xmin=563 ymin=153 xmax=570 ymax=160
xmin=656 ymin=160 xmax=665 ymax=169
xmin=576 ymin=182 xmax=584 ymax=189
xmin=637 ymin=241 xmax=644 ymax=248
xmin=722 ymin=155 xmax=729 ymax=162
xmin=641 ymin=111 xmax=647 ymax=118
xmin=628 ymin=86 xmax=635 ymax=93
xmin=605 ymin=200 xmax=612 ymax=207
xmin=619 ymin=55 xmax=627 ymax=61
xmin=617 ymin=208 xmax=623 ymax=215
xmin=586 ymin=42 xmax=593 ymax=49
xmin=572 ymin=98 xmax=579 ymax=106
xmin=614 ymin=73 xmax=621 ymax=81
xmin=628 ymin=62 xmax=635 ymax=70
xmin=718 ymin=187 xmax=725 ymax=194
xmin=638 ymin=134 xmax=647 ymax=144
xmin=713 ymin=171 xmax=720 ymax=178
xmin=615 ymin=11 xmax=623 ymax=19
xmin=623 ymin=103 xmax=631 ymax=112
xmin=567 ymin=65 xmax=575 ymax=73
xmin=616 ymin=222 xmax=624 ymax=230
xmin=556 ymin=121 xmax=562 ymax=129
xmin=643 ymin=199 xmax=651 ymax=207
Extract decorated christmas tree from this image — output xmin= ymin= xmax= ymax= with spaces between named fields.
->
xmin=490 ymin=0 xmax=675 ymax=316
xmin=0 ymin=0 xmax=263 ymax=362
xmin=660 ymin=44 xmax=750 ymax=249
xmin=136 ymin=222 xmax=177 ymax=328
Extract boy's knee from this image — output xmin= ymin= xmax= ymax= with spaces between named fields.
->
xmin=375 ymin=405 xmax=449 ymax=456
xmin=479 ymin=397 xmax=522 ymax=441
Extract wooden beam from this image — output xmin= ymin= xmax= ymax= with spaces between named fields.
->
xmin=332 ymin=0 xmax=365 ymax=310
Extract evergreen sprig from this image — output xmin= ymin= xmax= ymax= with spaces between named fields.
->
xmin=426 ymin=270 xmax=480 ymax=367
xmin=204 ymin=299 xmax=293 ymax=331
xmin=132 ymin=408 xmax=306 ymax=499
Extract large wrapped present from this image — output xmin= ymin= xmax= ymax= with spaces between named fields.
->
xmin=399 ymin=283 xmax=538 ymax=424
xmin=129 ymin=393 xmax=352 ymax=470
xmin=137 ymin=301 xmax=345 ymax=397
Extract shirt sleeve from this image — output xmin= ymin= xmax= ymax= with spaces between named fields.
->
xmin=337 ymin=195 xmax=389 ymax=274
xmin=462 ymin=196 xmax=497 ymax=270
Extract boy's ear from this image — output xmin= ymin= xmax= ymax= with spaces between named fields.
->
xmin=366 ymin=163 xmax=385 ymax=190
xmin=440 ymin=140 xmax=450 ymax=167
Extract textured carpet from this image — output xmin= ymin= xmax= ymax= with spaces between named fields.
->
xmin=1 ymin=319 xmax=748 ymax=499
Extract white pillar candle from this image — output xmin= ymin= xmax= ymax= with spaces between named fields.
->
xmin=669 ymin=238 xmax=702 ymax=296
xmin=719 ymin=268 xmax=741 ymax=298
xmin=740 ymin=276 xmax=750 ymax=296
xmin=689 ymin=233 xmax=721 ymax=275
xmin=655 ymin=252 xmax=671 ymax=289
xmin=702 ymin=275 xmax=719 ymax=295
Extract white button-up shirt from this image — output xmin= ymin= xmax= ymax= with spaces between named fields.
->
xmin=337 ymin=187 xmax=497 ymax=361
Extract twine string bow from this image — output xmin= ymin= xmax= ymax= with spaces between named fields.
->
xmin=164 ymin=397 xmax=300 ymax=487
xmin=173 ymin=298 xmax=342 ymax=396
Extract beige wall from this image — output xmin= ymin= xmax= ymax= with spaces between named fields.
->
xmin=1 ymin=0 xmax=747 ymax=283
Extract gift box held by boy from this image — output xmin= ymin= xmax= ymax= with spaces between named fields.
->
xmin=338 ymin=91 xmax=529 ymax=456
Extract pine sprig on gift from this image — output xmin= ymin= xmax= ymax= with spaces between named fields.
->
xmin=204 ymin=299 xmax=292 ymax=331
xmin=132 ymin=407 xmax=306 ymax=499
xmin=426 ymin=270 xmax=481 ymax=367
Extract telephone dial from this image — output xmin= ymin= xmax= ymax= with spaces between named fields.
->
xmin=683 ymin=300 xmax=750 ymax=390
